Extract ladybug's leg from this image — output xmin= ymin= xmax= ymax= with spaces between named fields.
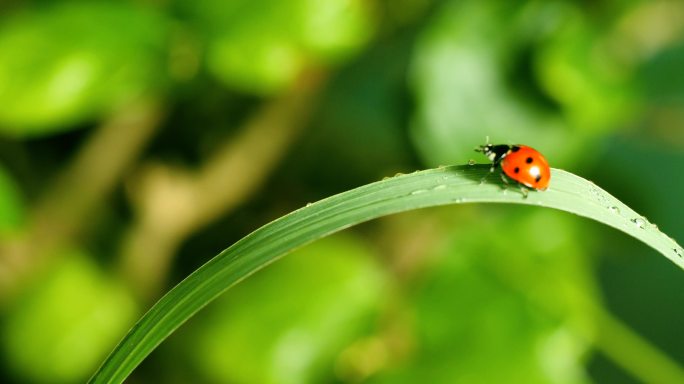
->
xmin=498 ymin=172 xmax=529 ymax=197
xmin=500 ymin=173 xmax=528 ymax=198
xmin=499 ymin=171 xmax=509 ymax=186
xmin=479 ymin=165 xmax=497 ymax=184
xmin=498 ymin=171 xmax=515 ymax=193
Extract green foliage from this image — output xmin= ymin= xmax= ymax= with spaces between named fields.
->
xmin=2 ymin=252 xmax=137 ymax=383
xmin=534 ymin=2 xmax=638 ymax=132
xmin=410 ymin=1 xmax=569 ymax=166
xmin=0 ymin=166 xmax=24 ymax=234
xmin=182 ymin=0 xmax=372 ymax=94
xmin=2 ymin=0 xmax=684 ymax=383
xmin=0 ymin=3 xmax=169 ymax=136
xmin=374 ymin=209 xmax=595 ymax=384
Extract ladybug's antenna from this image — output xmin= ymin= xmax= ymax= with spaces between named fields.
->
xmin=475 ymin=136 xmax=490 ymax=153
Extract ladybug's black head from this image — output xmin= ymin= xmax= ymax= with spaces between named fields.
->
xmin=475 ymin=143 xmax=511 ymax=165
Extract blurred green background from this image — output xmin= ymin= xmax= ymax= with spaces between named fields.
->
xmin=1 ymin=0 xmax=683 ymax=383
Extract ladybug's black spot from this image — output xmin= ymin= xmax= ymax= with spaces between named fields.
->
xmin=535 ymin=175 xmax=542 ymax=182
xmin=511 ymin=146 xmax=520 ymax=152
xmin=514 ymin=167 xmax=520 ymax=174
xmin=526 ymin=157 xmax=533 ymax=164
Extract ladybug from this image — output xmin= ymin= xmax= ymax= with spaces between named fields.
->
xmin=476 ymin=142 xmax=550 ymax=196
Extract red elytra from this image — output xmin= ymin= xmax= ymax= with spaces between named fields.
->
xmin=476 ymin=143 xmax=551 ymax=191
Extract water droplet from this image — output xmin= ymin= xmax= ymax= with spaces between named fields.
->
xmin=502 ymin=189 xmax=508 ymax=195
xmin=394 ymin=172 xmax=405 ymax=177
xmin=442 ymin=175 xmax=449 ymax=181
xmin=608 ymin=206 xmax=620 ymax=214
xmin=452 ymin=197 xmax=464 ymax=203
xmin=305 ymin=202 xmax=313 ymax=207
xmin=589 ymin=186 xmax=602 ymax=198
xmin=432 ymin=184 xmax=447 ymax=191
xmin=410 ymin=189 xmax=428 ymax=195
xmin=468 ymin=159 xmax=476 ymax=165
xmin=631 ymin=218 xmax=645 ymax=229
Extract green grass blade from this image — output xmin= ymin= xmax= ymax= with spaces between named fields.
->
xmin=89 ymin=165 xmax=684 ymax=383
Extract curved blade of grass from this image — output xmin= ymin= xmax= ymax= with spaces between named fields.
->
xmin=90 ymin=165 xmax=684 ymax=383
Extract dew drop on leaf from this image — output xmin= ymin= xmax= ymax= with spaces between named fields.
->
xmin=631 ymin=218 xmax=645 ymax=229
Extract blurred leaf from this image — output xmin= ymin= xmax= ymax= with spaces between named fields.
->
xmin=0 ymin=3 xmax=170 ymax=136
xmin=90 ymin=165 xmax=684 ymax=384
xmin=409 ymin=0 xmax=569 ymax=167
xmin=409 ymin=0 xmax=645 ymax=168
xmin=534 ymin=2 xmax=639 ymax=132
xmin=0 ymin=165 xmax=24 ymax=234
xmin=374 ymin=209 xmax=595 ymax=383
xmin=2 ymin=251 xmax=137 ymax=383
xmin=187 ymin=234 xmax=385 ymax=384
xmin=639 ymin=43 xmax=684 ymax=104
xmin=182 ymin=0 xmax=372 ymax=94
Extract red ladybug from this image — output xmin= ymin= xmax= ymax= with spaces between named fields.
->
xmin=476 ymin=143 xmax=550 ymax=195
